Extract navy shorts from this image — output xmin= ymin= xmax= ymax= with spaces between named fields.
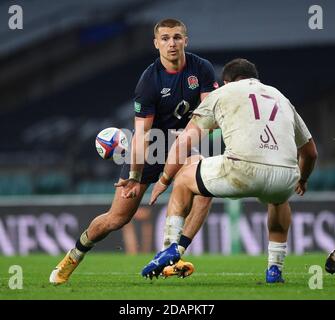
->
xmin=119 ymin=162 xmax=165 ymax=184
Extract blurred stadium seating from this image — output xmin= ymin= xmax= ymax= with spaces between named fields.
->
xmin=0 ymin=0 xmax=334 ymax=195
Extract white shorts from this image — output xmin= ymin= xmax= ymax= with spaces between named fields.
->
xmin=196 ymin=156 xmax=300 ymax=204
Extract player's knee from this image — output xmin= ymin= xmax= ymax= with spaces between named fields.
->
xmin=268 ymin=223 xmax=289 ymax=234
xmin=176 ymin=160 xmax=196 ymax=183
xmin=197 ymin=196 xmax=212 ymax=209
xmin=193 ymin=196 xmax=212 ymax=213
xmin=185 ymin=154 xmax=203 ymax=165
xmin=174 ymin=173 xmax=188 ymax=190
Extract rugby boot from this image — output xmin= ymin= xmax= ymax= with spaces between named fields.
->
xmin=49 ymin=249 xmax=82 ymax=284
xmin=162 ymin=259 xmax=195 ymax=278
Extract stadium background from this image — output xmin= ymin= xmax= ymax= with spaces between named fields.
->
xmin=0 ymin=0 xmax=335 ymax=257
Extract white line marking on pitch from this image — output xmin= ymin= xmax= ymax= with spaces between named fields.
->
xmin=78 ymin=272 xmax=309 ymax=276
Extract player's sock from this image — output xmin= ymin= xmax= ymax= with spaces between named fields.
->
xmin=71 ymin=230 xmax=95 ymax=261
xmin=268 ymin=241 xmax=287 ymax=271
xmin=162 ymin=216 xmax=185 ymax=251
xmin=178 ymin=234 xmax=192 ymax=256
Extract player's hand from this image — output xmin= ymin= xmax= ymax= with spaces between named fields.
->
xmin=149 ymin=180 xmax=168 ymax=205
xmin=295 ymin=179 xmax=307 ymax=196
xmin=114 ymin=179 xmax=141 ymax=199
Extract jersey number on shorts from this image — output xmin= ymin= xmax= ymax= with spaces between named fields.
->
xmin=248 ymin=94 xmax=279 ymax=121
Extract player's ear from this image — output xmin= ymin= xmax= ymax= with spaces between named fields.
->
xmin=154 ymin=38 xmax=159 ymax=50
xmin=184 ymin=36 xmax=188 ymax=47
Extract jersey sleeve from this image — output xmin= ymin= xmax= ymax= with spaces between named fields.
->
xmin=291 ymin=103 xmax=312 ymax=148
xmin=192 ymin=92 xmax=218 ymax=129
xmin=199 ymin=59 xmax=218 ymax=93
xmin=134 ymin=69 xmax=158 ymax=117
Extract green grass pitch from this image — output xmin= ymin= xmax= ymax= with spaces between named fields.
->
xmin=0 ymin=253 xmax=334 ymax=300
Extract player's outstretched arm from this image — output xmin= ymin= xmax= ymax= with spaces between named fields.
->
xmin=149 ymin=120 xmax=205 ymax=205
xmin=115 ymin=116 xmax=153 ymax=198
xmin=149 ymin=179 xmax=169 ymax=205
xmin=166 ymin=120 xmax=203 ymax=177
xmin=295 ymin=138 xmax=318 ymax=196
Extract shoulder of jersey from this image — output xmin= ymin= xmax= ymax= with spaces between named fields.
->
xmin=224 ymin=79 xmax=254 ymax=90
xmin=142 ymin=61 xmax=158 ymax=76
xmin=185 ymin=52 xmax=208 ymax=65
xmin=138 ymin=61 xmax=160 ymax=86
xmin=262 ymin=83 xmax=285 ymax=98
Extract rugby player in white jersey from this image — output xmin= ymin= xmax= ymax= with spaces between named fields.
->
xmin=142 ymin=58 xmax=318 ymax=283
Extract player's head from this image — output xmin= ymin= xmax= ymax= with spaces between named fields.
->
xmin=222 ymin=58 xmax=259 ymax=84
xmin=153 ymin=18 xmax=188 ymax=63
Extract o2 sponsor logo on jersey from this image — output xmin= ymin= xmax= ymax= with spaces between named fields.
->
xmin=187 ymin=76 xmax=199 ymax=90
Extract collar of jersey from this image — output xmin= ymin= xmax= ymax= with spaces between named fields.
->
xmin=158 ymin=58 xmax=186 ymax=74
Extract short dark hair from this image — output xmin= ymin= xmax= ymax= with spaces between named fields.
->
xmin=154 ymin=18 xmax=187 ymax=36
xmin=222 ymin=58 xmax=259 ymax=82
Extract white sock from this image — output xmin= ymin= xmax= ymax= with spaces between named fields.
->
xmin=178 ymin=245 xmax=186 ymax=256
xmin=162 ymin=216 xmax=185 ymax=251
xmin=268 ymin=241 xmax=287 ymax=271
xmin=69 ymin=230 xmax=94 ymax=261
xmin=69 ymin=248 xmax=85 ymax=261
xmin=79 ymin=230 xmax=95 ymax=248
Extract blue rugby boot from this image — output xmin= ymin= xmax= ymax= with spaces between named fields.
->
xmin=266 ymin=265 xmax=284 ymax=283
xmin=142 ymin=250 xmax=162 ymax=278
xmin=142 ymin=243 xmax=181 ymax=279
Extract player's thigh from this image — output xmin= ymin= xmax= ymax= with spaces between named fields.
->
xmin=175 ymin=154 xmax=202 ymax=182
xmin=184 ymin=154 xmax=203 ymax=165
xmin=197 ymin=156 xmax=260 ymax=198
xmin=108 ymin=180 xmax=149 ymax=222
xmin=175 ymin=161 xmax=201 ymax=195
xmin=258 ymin=166 xmax=300 ymax=204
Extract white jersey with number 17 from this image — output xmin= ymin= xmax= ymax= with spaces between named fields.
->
xmin=193 ymin=78 xmax=312 ymax=168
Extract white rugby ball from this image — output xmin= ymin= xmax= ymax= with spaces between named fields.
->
xmin=95 ymin=127 xmax=128 ymax=160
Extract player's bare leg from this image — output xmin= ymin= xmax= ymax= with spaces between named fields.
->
xmin=266 ymin=201 xmax=291 ymax=283
xmin=162 ymin=155 xmax=211 ymax=278
xmin=162 ymin=195 xmax=211 ymax=278
xmin=50 ymin=180 xmax=149 ymax=284
xmin=181 ymin=195 xmax=212 ymax=252
xmin=142 ymin=161 xmax=201 ymax=278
